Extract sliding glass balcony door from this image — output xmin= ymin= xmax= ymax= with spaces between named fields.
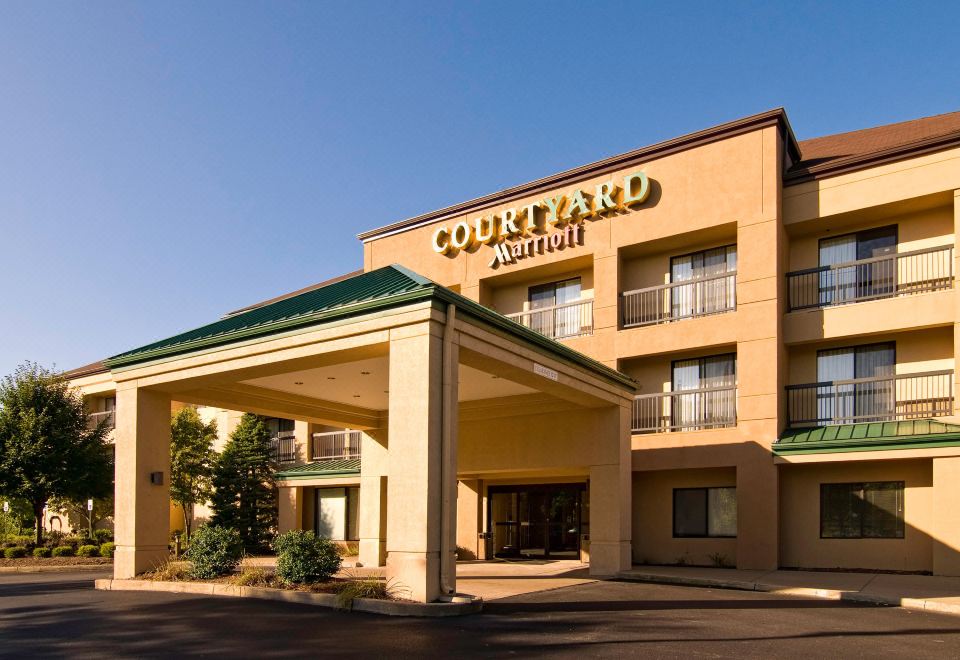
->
xmin=818 ymin=226 xmax=897 ymax=306
xmin=669 ymin=245 xmax=737 ymax=320
xmin=672 ymin=354 xmax=736 ymax=431
xmin=816 ymin=343 xmax=895 ymax=423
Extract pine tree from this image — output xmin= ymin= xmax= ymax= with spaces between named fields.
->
xmin=210 ymin=413 xmax=277 ymax=553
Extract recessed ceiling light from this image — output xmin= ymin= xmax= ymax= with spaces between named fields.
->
xmin=360 ymin=371 xmax=371 ymax=375
xmin=353 ymin=394 xmax=361 ymax=398
xmin=383 ymin=390 xmax=389 ymax=394
xmin=327 ymin=377 xmax=336 ymax=380
xmin=491 ymin=375 xmax=500 ymax=379
xmin=294 ymin=381 xmax=304 ymax=386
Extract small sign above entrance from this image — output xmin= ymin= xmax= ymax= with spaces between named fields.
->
xmin=533 ymin=363 xmax=559 ymax=382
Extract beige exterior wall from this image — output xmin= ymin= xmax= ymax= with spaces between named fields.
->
xmin=632 ymin=467 xmax=737 ymax=566
xmin=779 ymin=459 xmax=933 ymax=572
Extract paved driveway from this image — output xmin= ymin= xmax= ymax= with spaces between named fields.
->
xmin=2 ymin=570 xmax=960 ymax=658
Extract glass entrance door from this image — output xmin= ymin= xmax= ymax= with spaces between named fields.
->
xmin=489 ymin=484 xmax=586 ymax=559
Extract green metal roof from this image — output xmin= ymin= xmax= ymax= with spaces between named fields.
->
xmin=103 ymin=264 xmax=637 ymax=391
xmin=275 ymin=458 xmax=361 ymax=480
xmin=775 ymin=419 xmax=960 ymax=454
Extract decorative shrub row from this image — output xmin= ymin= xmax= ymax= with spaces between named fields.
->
xmin=2 ymin=541 xmax=115 ymax=559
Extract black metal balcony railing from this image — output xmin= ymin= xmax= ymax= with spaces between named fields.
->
xmin=786 ymin=370 xmax=954 ymax=427
xmin=622 ymin=272 xmax=737 ymax=328
xmin=506 ymin=299 xmax=594 ymax=340
xmin=273 ymin=433 xmax=297 ymax=464
xmin=86 ymin=410 xmax=115 ymax=431
xmin=632 ymin=385 xmax=737 ymax=433
xmin=786 ymin=245 xmax=953 ymax=312
xmin=312 ymin=430 xmax=362 ymax=461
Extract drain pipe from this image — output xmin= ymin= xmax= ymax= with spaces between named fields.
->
xmin=440 ymin=302 xmax=457 ymax=597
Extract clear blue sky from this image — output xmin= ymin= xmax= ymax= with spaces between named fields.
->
xmin=1 ymin=1 xmax=958 ymax=376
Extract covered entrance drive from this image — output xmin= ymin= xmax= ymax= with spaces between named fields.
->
xmin=489 ymin=484 xmax=586 ymax=560
xmin=104 ymin=266 xmax=635 ymax=602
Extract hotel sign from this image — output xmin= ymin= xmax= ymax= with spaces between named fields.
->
xmin=431 ymin=171 xmax=651 ymax=268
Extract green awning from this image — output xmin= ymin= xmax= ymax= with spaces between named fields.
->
xmin=775 ymin=419 xmax=960 ymax=455
xmin=275 ymin=458 xmax=361 ymax=480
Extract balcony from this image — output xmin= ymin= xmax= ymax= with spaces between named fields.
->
xmin=272 ymin=433 xmax=297 ymax=464
xmin=786 ymin=245 xmax=953 ymax=312
xmin=505 ymin=299 xmax=594 ymax=340
xmin=632 ymin=386 xmax=737 ymax=434
xmin=312 ymin=430 xmax=362 ymax=461
xmin=622 ymin=272 xmax=736 ymax=328
xmin=786 ymin=370 xmax=954 ymax=427
xmin=86 ymin=410 xmax=115 ymax=431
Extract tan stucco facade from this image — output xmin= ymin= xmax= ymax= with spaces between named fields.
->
xmin=69 ymin=109 xmax=960 ymax=600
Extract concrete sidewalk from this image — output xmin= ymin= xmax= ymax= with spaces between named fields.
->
xmin=620 ymin=565 xmax=960 ymax=616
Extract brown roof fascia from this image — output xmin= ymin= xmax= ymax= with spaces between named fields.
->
xmin=358 ymin=108 xmax=799 ymax=241
xmin=63 ymin=360 xmax=108 ymax=379
xmin=786 ymin=131 xmax=960 ymax=184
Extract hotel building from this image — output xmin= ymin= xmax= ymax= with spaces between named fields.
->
xmin=67 ymin=108 xmax=960 ymax=602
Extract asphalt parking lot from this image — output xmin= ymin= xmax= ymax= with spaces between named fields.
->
xmin=2 ymin=570 xmax=960 ymax=658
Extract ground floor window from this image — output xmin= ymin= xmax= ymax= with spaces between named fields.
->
xmin=673 ymin=487 xmax=737 ymax=538
xmin=820 ymin=481 xmax=904 ymax=539
xmin=315 ymin=487 xmax=359 ymax=541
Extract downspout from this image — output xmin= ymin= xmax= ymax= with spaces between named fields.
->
xmin=440 ymin=302 xmax=456 ymax=596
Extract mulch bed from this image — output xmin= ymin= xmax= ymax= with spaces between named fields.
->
xmin=0 ymin=557 xmax=112 ymax=567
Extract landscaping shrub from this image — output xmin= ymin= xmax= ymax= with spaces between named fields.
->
xmin=93 ymin=529 xmax=113 ymax=544
xmin=273 ymin=530 xmax=341 ymax=585
xmin=100 ymin=542 xmax=116 ymax=558
xmin=45 ymin=531 xmax=66 ymax=547
xmin=77 ymin=545 xmax=99 ymax=557
xmin=63 ymin=535 xmax=84 ymax=548
xmin=12 ymin=535 xmax=34 ymax=549
xmin=52 ymin=545 xmax=75 ymax=557
xmin=33 ymin=546 xmax=52 ymax=558
xmin=4 ymin=546 xmax=27 ymax=559
xmin=184 ymin=525 xmax=243 ymax=579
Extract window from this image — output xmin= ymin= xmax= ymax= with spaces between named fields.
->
xmin=670 ymin=245 xmax=737 ymax=318
xmin=673 ymin=487 xmax=737 ymax=538
xmin=820 ymin=482 xmax=904 ymax=539
xmin=819 ymin=225 xmax=897 ymax=305
xmin=671 ymin=354 xmax=737 ymax=430
xmin=315 ymin=486 xmax=360 ymax=541
xmin=527 ymin=277 xmax=587 ymax=338
xmin=817 ymin=343 xmax=895 ymax=423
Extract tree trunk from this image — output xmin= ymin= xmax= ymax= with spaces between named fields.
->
xmin=33 ymin=501 xmax=44 ymax=547
xmin=184 ymin=503 xmax=193 ymax=542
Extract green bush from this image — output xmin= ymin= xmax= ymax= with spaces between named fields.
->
xmin=93 ymin=529 xmax=113 ymax=544
xmin=273 ymin=530 xmax=342 ymax=584
xmin=13 ymin=535 xmax=34 ymax=548
xmin=4 ymin=546 xmax=27 ymax=559
xmin=77 ymin=545 xmax=99 ymax=557
xmin=52 ymin=546 xmax=75 ymax=557
xmin=100 ymin=542 xmax=116 ymax=558
xmin=184 ymin=525 xmax=243 ymax=579
xmin=33 ymin=547 xmax=52 ymax=558
xmin=63 ymin=535 xmax=84 ymax=548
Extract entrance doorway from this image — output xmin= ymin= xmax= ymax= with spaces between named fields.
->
xmin=488 ymin=484 xmax=587 ymax=559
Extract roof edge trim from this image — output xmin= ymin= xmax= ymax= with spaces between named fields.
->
xmin=357 ymin=108 xmax=798 ymax=242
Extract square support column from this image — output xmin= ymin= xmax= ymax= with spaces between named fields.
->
xmin=114 ymin=385 xmax=172 ymax=578
xmin=588 ymin=402 xmax=633 ymax=575
xmin=359 ymin=429 xmax=388 ymax=568
xmin=277 ymin=486 xmax=303 ymax=533
xmin=385 ymin=324 xmax=457 ymax=602
xmin=736 ymin=458 xmax=779 ymax=570
xmin=456 ymin=479 xmax=482 ymax=560
xmin=933 ymin=456 xmax=960 ymax=576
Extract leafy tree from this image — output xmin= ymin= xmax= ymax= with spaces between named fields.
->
xmin=210 ymin=413 xmax=277 ymax=553
xmin=0 ymin=363 xmax=113 ymax=545
xmin=170 ymin=407 xmax=217 ymax=541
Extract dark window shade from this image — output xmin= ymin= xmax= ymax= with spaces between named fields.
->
xmin=821 ymin=482 xmax=904 ymax=539
xmin=673 ymin=487 xmax=737 ymax=538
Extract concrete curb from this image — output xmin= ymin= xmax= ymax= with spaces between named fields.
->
xmin=618 ymin=572 xmax=960 ymax=617
xmin=94 ymin=579 xmax=483 ymax=617
xmin=0 ymin=564 xmax=112 ymax=574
